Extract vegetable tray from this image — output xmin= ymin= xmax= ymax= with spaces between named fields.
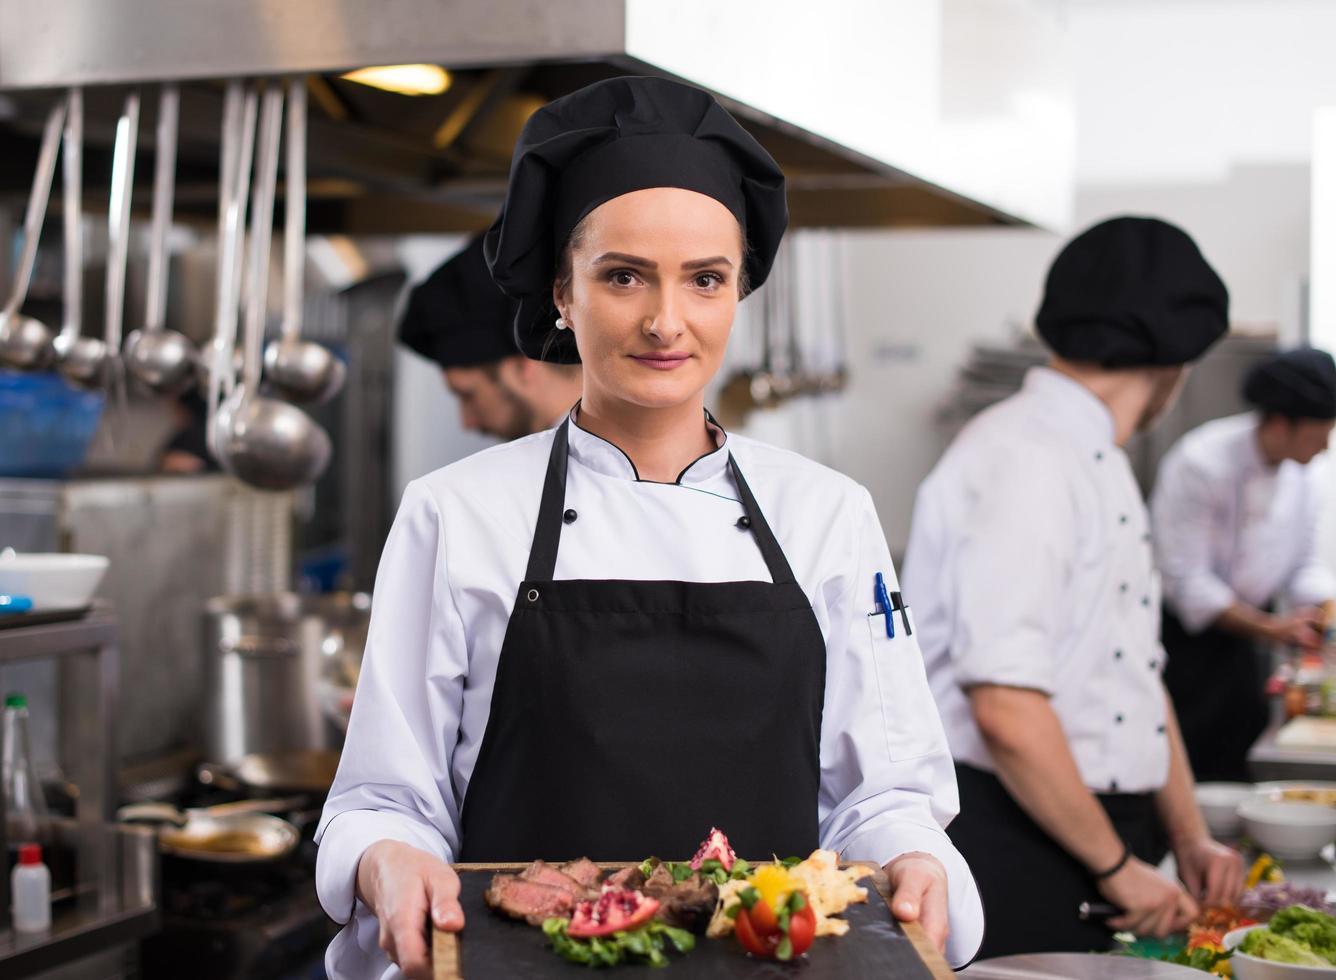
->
xmin=432 ymin=862 xmax=953 ymax=979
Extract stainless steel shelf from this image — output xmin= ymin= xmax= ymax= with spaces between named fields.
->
xmin=0 ymin=822 xmax=160 ymax=979
xmin=1248 ymin=722 xmax=1336 ymax=782
xmin=0 ymin=610 xmax=118 ymax=664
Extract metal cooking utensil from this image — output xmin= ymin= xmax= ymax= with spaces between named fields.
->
xmin=203 ymin=82 xmax=255 ymax=456
xmin=119 ymin=800 xmax=301 ymax=864
xmin=197 ymin=749 xmax=340 ymax=795
xmin=51 ymin=89 xmax=105 ymax=389
xmin=124 ymin=84 xmax=196 ymax=394
xmin=59 ymin=93 xmax=139 ymax=402
xmin=0 ymin=100 xmax=67 ymax=370
xmin=214 ymin=83 xmax=331 ymax=492
xmin=262 ymin=78 xmax=345 ymax=405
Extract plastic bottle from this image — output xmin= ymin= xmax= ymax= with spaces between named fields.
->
xmin=11 ymin=843 xmax=51 ymax=932
xmin=1 ymin=692 xmax=50 ymax=843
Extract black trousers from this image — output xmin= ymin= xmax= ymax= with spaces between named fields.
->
xmin=949 ymin=763 xmax=1166 ymax=959
xmin=1161 ymin=609 xmax=1269 ymax=784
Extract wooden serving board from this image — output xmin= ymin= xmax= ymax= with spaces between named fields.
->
xmin=432 ymin=862 xmax=953 ymax=980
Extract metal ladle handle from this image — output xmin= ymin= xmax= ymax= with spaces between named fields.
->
xmin=4 ymin=100 xmax=66 ymax=321
xmin=212 ymin=85 xmax=257 ymax=398
xmin=59 ymin=89 xmax=82 ymax=343
xmin=143 ymin=84 xmax=179 ymax=336
xmin=241 ymin=85 xmax=283 ymax=392
xmin=281 ymin=78 xmax=306 ymax=343
xmin=104 ymin=93 xmax=140 ymax=352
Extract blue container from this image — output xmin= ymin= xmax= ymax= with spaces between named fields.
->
xmin=0 ymin=371 xmax=105 ymax=478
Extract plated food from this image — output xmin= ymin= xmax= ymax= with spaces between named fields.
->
xmin=1226 ymin=906 xmax=1336 ymax=977
xmin=481 ymin=828 xmax=873 ymax=969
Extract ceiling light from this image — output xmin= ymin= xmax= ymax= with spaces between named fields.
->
xmin=340 ymin=64 xmax=451 ymax=96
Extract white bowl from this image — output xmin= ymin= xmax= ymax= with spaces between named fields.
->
xmin=0 ymin=553 xmax=108 ymax=611
xmin=1197 ymin=782 xmax=1255 ymax=837
xmin=1239 ymin=798 xmax=1336 ymax=860
xmin=1226 ymin=924 xmax=1336 ymax=979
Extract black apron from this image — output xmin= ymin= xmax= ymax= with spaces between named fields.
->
xmin=949 ymin=763 xmax=1166 ymax=959
xmin=459 ymin=420 xmax=827 ymax=862
xmin=1161 ymin=608 xmax=1269 ymax=784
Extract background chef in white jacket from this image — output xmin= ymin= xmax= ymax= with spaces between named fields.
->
xmin=398 ymin=234 xmax=582 ymax=440
xmin=903 ymin=217 xmax=1244 ymax=959
xmin=1153 ymin=347 xmax=1336 ymax=783
xmin=315 ymin=75 xmax=984 ymax=980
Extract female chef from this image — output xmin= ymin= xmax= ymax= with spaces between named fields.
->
xmin=315 ymin=76 xmax=983 ymax=980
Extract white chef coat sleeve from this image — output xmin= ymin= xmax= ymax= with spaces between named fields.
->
xmin=817 ymin=486 xmax=983 ymax=968
xmin=1150 ymin=454 xmax=1237 ymax=633
xmin=315 ymin=478 xmax=467 ymax=932
xmin=1285 ymin=458 xmax=1336 ymax=607
xmin=948 ymin=443 xmax=1074 ymax=693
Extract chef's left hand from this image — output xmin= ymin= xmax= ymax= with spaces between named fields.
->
xmin=885 ymin=851 xmax=949 ymax=954
xmin=1174 ymin=835 xmax=1245 ymax=908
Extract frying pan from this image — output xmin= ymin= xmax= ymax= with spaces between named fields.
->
xmin=197 ymin=748 xmax=341 ymax=795
xmin=119 ymin=797 xmax=301 ymax=864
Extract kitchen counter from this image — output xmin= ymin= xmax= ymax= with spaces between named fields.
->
xmin=1250 ymin=720 xmax=1336 ymax=782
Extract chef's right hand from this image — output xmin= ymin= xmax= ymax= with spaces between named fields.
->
xmin=1269 ymin=607 xmax=1326 ymax=650
xmin=356 ymin=839 xmax=464 ymax=980
xmin=1099 ymin=857 xmax=1199 ymax=937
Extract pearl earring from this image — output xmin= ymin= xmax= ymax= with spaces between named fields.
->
xmin=555 ymin=316 xmax=569 ymax=331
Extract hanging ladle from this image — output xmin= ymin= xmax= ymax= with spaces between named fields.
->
xmin=125 ymin=84 xmax=196 ymax=394
xmin=214 ymin=83 xmax=331 ymax=492
xmin=0 ymin=100 xmax=67 ymax=371
xmin=51 ymin=88 xmax=106 ymax=388
xmin=262 ymin=78 xmax=344 ymax=405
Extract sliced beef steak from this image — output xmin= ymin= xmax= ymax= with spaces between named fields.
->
xmin=640 ymin=866 xmax=720 ymax=934
xmin=518 ymin=860 xmax=592 ymax=899
xmin=604 ymin=866 xmax=647 ymax=891
xmin=483 ymin=874 xmax=575 ymax=925
xmin=559 ymin=857 xmax=603 ymax=889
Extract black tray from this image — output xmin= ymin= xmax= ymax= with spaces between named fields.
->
xmin=0 ymin=605 xmax=92 ymax=630
xmin=437 ymin=864 xmax=942 ymax=979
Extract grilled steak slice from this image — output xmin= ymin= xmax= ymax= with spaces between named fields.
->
xmin=518 ymin=860 xmax=591 ymax=899
xmin=639 ymin=867 xmax=720 ymax=933
xmin=605 ymin=866 xmax=647 ymax=891
xmin=484 ymin=874 xmax=575 ymax=926
xmin=559 ymin=857 xmax=603 ymax=889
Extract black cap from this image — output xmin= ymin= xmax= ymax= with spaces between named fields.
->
xmin=484 ymin=76 xmax=788 ymax=362
xmin=398 ymin=235 xmax=520 ymax=369
xmin=1243 ymin=347 xmax=1336 ymax=420
xmin=1035 ymin=216 xmax=1229 ymax=368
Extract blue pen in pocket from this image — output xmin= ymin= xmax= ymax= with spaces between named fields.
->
xmin=874 ymin=572 xmax=895 ymax=638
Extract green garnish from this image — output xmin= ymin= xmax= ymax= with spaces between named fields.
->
xmin=542 ymin=918 xmax=695 ymax=968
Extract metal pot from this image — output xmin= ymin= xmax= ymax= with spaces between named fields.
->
xmin=201 ymin=591 xmax=370 ymax=762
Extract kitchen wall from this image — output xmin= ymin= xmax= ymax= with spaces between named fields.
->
xmin=388 ymin=0 xmax=1336 ymax=569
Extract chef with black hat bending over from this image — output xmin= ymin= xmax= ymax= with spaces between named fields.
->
xmin=399 ymin=234 xmax=583 ymax=441
xmin=315 ymin=76 xmax=983 ymax=980
xmin=1153 ymin=347 xmax=1336 ymax=783
xmin=904 ymin=217 xmax=1245 ymax=958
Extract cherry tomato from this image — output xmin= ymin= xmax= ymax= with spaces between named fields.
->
xmin=788 ymin=904 xmax=816 ymax=957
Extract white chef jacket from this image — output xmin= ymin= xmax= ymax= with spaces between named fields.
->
xmin=1151 ymin=412 xmax=1336 ymax=633
xmin=903 ymin=367 xmax=1171 ymax=794
xmin=315 ymin=410 xmax=984 ymax=977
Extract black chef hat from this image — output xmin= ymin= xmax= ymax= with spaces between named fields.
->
xmin=1243 ymin=347 xmax=1336 ymax=420
xmin=1035 ymin=216 xmax=1229 ymax=368
xmin=398 ymin=235 xmax=520 ymax=369
xmin=484 ymin=76 xmax=788 ymax=362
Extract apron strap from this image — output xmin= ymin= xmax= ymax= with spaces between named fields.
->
xmin=727 ymin=453 xmax=797 ymax=586
xmin=525 ymin=419 xmax=572 ymax=582
xmin=524 ymin=418 xmax=798 ymax=587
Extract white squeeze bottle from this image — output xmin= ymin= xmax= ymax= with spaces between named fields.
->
xmin=12 ymin=843 xmax=51 ymax=932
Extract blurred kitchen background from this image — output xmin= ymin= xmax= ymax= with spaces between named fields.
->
xmin=0 ymin=1 xmax=1334 ymax=977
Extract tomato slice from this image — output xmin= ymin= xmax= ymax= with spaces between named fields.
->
xmin=735 ymin=907 xmax=779 ymax=958
xmin=788 ymin=904 xmax=816 ymax=957
xmin=748 ymin=897 xmax=779 ymax=936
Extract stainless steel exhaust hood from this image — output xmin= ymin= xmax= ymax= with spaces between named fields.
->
xmin=0 ymin=0 xmax=1074 ymax=233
